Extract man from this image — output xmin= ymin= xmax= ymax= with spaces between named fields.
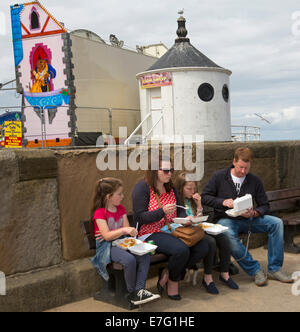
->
xmin=201 ymin=147 xmax=293 ymax=286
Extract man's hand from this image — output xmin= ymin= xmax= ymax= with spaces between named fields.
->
xmin=240 ymin=208 xmax=255 ymax=219
xmin=223 ymin=199 xmax=234 ymax=209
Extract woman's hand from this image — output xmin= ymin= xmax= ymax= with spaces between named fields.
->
xmin=163 ymin=204 xmax=176 ymax=215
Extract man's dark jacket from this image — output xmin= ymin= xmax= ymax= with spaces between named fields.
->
xmin=201 ymin=166 xmax=270 ymax=221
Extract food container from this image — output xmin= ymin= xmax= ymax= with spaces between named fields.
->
xmin=200 ymin=223 xmax=228 ymax=235
xmin=225 ymin=209 xmax=241 ymax=217
xmin=128 ymin=242 xmax=158 ymax=256
xmin=173 ymin=218 xmax=191 ymax=225
xmin=112 ymin=237 xmax=157 ymax=256
xmin=233 ymin=194 xmax=253 ymax=212
xmin=191 ymin=215 xmax=209 ymax=223
xmin=112 ymin=237 xmax=139 ymax=249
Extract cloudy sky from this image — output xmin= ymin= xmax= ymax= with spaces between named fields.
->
xmin=0 ymin=0 xmax=300 ymax=141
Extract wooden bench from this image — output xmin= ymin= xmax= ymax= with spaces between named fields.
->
xmin=266 ymin=187 xmax=300 ymax=254
xmin=80 ymin=216 xmax=168 ymax=310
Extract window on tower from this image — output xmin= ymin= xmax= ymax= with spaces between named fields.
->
xmin=198 ymin=83 xmax=214 ymax=102
xmin=222 ymin=84 xmax=229 ymax=102
xmin=30 ymin=10 xmax=40 ymax=30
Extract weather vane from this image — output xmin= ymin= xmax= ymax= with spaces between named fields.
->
xmin=178 ymin=9 xmax=184 ymax=15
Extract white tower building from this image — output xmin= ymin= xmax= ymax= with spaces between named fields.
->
xmin=136 ymin=15 xmax=232 ymax=142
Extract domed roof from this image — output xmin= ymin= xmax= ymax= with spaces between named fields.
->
xmin=147 ymin=16 xmax=223 ymax=71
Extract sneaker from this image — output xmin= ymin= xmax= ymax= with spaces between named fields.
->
xmin=267 ymin=269 xmax=294 ymax=283
xmin=130 ymin=289 xmax=160 ymax=305
xmin=254 ymin=269 xmax=268 ymax=286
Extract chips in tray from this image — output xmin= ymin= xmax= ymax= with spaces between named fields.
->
xmin=119 ymin=238 xmax=137 ymax=248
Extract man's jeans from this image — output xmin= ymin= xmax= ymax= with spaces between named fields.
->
xmin=218 ymin=215 xmax=284 ymax=276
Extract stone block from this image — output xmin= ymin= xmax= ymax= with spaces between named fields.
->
xmin=0 ymin=259 xmax=100 ymax=312
xmin=0 ymin=150 xmax=62 ymax=276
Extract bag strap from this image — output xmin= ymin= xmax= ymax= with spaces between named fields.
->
xmin=154 ymin=193 xmax=172 ymax=231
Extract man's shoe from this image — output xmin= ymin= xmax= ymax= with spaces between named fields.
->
xmin=130 ymin=289 xmax=160 ymax=305
xmin=267 ymin=269 xmax=294 ymax=283
xmin=254 ymin=269 xmax=268 ymax=286
xmin=284 ymin=243 xmax=300 ymax=254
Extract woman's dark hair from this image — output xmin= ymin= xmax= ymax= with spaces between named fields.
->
xmin=144 ymin=153 xmax=174 ymax=194
xmin=89 ymin=177 xmax=123 ymax=237
xmin=174 ymin=171 xmax=198 ymax=215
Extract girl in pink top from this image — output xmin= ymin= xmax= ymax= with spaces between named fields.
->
xmin=90 ymin=177 xmax=159 ymax=306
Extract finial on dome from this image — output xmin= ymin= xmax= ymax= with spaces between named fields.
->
xmin=176 ymin=12 xmax=190 ymax=43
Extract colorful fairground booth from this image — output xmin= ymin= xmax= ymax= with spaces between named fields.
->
xmin=11 ymin=2 xmax=73 ymax=147
xmin=10 ymin=1 xmax=156 ymax=147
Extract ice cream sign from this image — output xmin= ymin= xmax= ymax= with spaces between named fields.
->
xmin=140 ymin=72 xmax=172 ymax=89
xmin=4 ymin=121 xmax=22 ymax=148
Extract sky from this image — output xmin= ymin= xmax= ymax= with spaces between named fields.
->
xmin=0 ymin=0 xmax=300 ymax=141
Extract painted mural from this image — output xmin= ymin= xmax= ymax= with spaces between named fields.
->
xmin=10 ymin=1 xmax=73 ymax=147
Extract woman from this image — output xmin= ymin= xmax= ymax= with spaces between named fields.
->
xmin=132 ymin=155 xmax=211 ymax=300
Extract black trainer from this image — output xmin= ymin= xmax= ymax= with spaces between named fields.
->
xmin=129 ymin=289 xmax=160 ymax=305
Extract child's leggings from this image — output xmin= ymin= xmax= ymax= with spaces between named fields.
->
xmin=111 ymin=246 xmax=150 ymax=293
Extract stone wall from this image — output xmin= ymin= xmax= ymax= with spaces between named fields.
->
xmin=0 ymin=149 xmax=62 ymax=276
xmin=1 ymin=141 xmax=300 ymax=276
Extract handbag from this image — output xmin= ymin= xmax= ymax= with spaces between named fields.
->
xmin=155 ymin=193 xmax=205 ymax=247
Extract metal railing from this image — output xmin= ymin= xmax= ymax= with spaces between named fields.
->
xmin=123 ymin=112 xmax=151 ymax=145
xmin=231 ymin=125 xmax=261 ymax=142
xmin=1 ymin=104 xmax=262 ymax=147
xmin=0 ymin=104 xmax=141 ymax=148
xmin=143 ymin=112 xmax=163 ymax=143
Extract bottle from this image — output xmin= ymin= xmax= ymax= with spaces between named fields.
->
xmin=147 ymin=240 xmax=156 ymax=255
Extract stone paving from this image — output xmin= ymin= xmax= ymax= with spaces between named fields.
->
xmin=47 ymin=236 xmax=300 ymax=312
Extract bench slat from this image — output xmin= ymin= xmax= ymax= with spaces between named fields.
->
xmin=282 ymin=211 xmax=300 ymax=225
xmin=269 ymin=198 xmax=300 ymax=212
xmin=267 ymin=188 xmax=300 ymax=201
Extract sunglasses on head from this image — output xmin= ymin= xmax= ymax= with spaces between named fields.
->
xmin=159 ymin=168 xmax=174 ymax=174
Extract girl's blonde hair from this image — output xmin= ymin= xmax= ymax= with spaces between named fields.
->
xmin=90 ymin=177 xmax=123 ymax=236
xmin=174 ymin=171 xmax=198 ymax=215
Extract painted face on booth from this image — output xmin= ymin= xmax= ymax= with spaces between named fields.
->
xmin=37 ymin=59 xmax=47 ymax=72
xmin=109 ymin=186 xmax=124 ymax=207
xmin=183 ymin=181 xmax=196 ymax=199
xmin=232 ymin=158 xmax=251 ymax=178
xmin=157 ymin=160 xmax=173 ymax=184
